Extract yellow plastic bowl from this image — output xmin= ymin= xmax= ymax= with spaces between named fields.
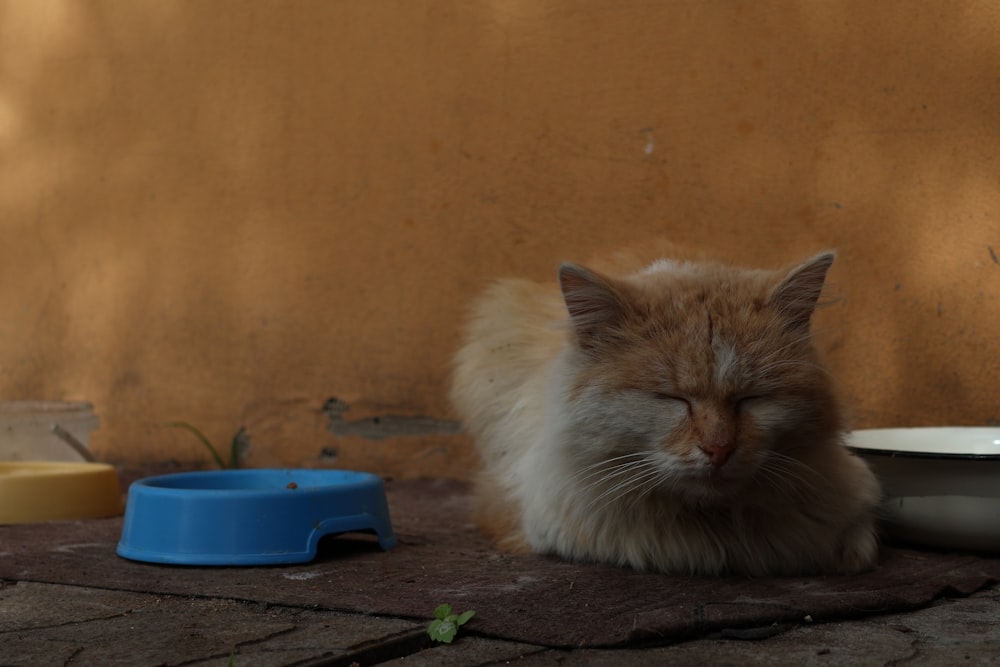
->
xmin=0 ymin=462 xmax=122 ymax=524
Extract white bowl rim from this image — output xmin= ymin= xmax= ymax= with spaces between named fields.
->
xmin=847 ymin=427 xmax=1000 ymax=459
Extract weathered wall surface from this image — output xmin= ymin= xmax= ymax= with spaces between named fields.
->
xmin=1 ymin=2 xmax=998 ymax=476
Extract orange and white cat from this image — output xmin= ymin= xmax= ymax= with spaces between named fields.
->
xmin=450 ymin=247 xmax=880 ymax=576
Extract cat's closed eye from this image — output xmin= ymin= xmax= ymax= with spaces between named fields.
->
xmin=735 ymin=395 xmax=771 ymax=416
xmin=736 ymin=395 xmax=764 ymax=406
xmin=652 ymin=392 xmax=691 ymax=408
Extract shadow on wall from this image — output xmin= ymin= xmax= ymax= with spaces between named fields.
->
xmin=0 ymin=1 xmax=998 ymax=468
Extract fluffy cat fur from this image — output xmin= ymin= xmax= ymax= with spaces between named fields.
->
xmin=450 ymin=246 xmax=880 ymax=576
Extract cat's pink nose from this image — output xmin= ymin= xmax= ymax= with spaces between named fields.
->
xmin=700 ymin=442 xmax=732 ymax=467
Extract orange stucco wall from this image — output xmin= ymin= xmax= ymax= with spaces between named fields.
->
xmin=2 ymin=2 xmax=998 ymax=478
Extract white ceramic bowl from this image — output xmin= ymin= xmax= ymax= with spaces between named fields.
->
xmin=847 ymin=428 xmax=1000 ymax=552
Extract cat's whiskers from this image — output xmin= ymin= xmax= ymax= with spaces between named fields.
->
xmin=624 ymin=465 xmax=672 ymax=514
xmin=760 ymin=450 xmax=822 ymax=481
xmin=576 ymin=454 xmax=669 ymax=517
xmin=754 ymin=464 xmax=809 ymax=504
xmin=565 ymin=451 xmax=650 ymax=489
xmin=563 ymin=454 xmax=654 ymax=513
xmin=583 ymin=462 xmax=665 ymax=518
xmin=581 ymin=458 xmax=655 ymax=495
xmin=753 ymin=450 xmax=822 ymax=503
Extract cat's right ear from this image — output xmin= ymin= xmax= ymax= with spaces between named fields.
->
xmin=558 ymin=263 xmax=629 ymax=349
xmin=768 ymin=251 xmax=836 ymax=331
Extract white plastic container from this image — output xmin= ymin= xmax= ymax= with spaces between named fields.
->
xmin=0 ymin=401 xmax=100 ymax=461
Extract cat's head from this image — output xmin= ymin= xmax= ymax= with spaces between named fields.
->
xmin=556 ymin=251 xmax=841 ymax=502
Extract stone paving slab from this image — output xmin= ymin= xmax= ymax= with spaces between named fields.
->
xmin=2 ymin=580 xmax=998 ymax=666
xmin=414 ymin=583 xmax=999 ymax=667
xmin=0 ymin=581 xmax=424 ymax=666
xmin=522 ymin=585 xmax=1000 ymax=666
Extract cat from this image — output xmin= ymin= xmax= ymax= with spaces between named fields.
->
xmin=450 ymin=245 xmax=880 ymax=576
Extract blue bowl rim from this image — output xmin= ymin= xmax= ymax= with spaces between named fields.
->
xmin=129 ymin=468 xmax=384 ymax=497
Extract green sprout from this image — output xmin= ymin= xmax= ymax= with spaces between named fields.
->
xmin=427 ymin=604 xmax=475 ymax=644
xmin=167 ymin=422 xmax=249 ymax=469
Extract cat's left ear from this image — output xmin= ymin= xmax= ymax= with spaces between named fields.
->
xmin=768 ymin=251 xmax=835 ymax=331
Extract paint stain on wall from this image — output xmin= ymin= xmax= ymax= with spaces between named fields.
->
xmin=324 ymin=397 xmax=461 ymax=441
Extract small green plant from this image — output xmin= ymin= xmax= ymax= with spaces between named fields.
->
xmin=427 ymin=604 xmax=475 ymax=644
xmin=168 ymin=421 xmax=249 ymax=469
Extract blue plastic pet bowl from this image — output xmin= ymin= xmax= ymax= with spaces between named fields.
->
xmin=116 ymin=469 xmax=396 ymax=565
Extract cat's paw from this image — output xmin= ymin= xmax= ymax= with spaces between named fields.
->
xmin=833 ymin=521 xmax=879 ymax=574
